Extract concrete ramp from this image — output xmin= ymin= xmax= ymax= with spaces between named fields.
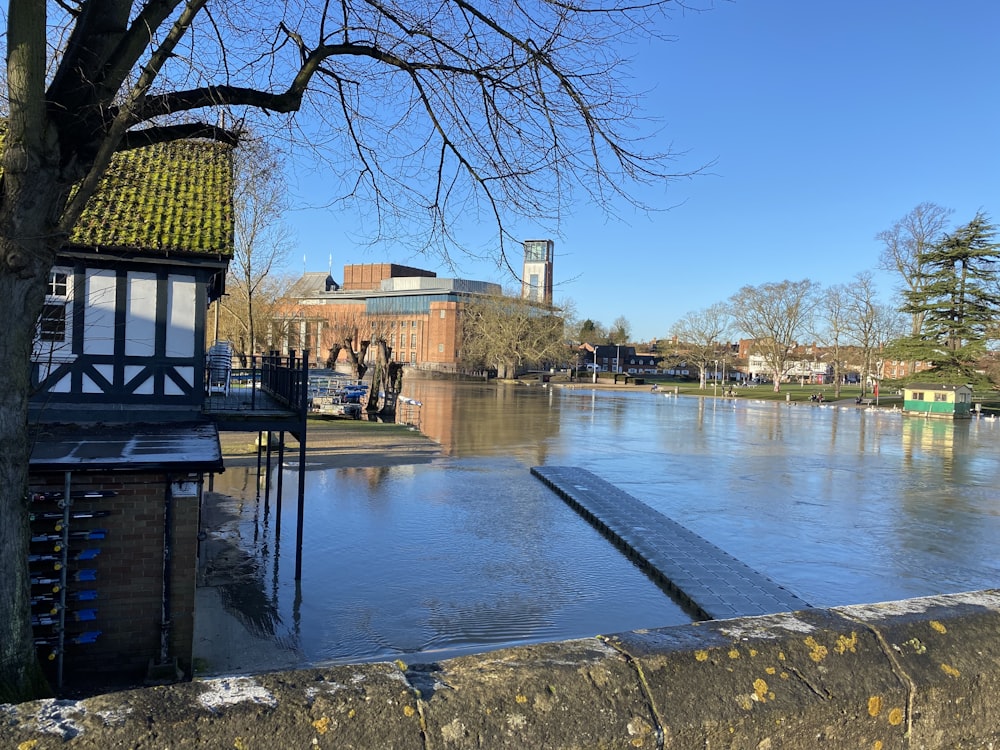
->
xmin=531 ymin=465 xmax=809 ymax=619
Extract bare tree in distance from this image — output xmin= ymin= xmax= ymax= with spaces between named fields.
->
xmin=222 ymin=139 xmax=295 ymax=364
xmin=219 ymin=273 xmax=297 ymax=364
xmin=316 ymin=310 xmax=375 ymax=380
xmin=1 ymin=0 xmax=706 ymax=698
xmin=460 ymin=291 xmax=565 ymax=379
xmin=611 ymin=315 xmax=632 ymax=344
xmin=843 ymin=272 xmax=903 ymax=395
xmin=729 ymin=280 xmax=819 ymax=392
xmin=813 ymin=283 xmax=853 ymax=399
xmin=669 ymin=303 xmax=733 ymax=389
xmin=876 ymin=202 xmax=953 ymax=341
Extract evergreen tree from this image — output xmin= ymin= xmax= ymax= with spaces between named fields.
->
xmin=895 ymin=212 xmax=1000 ymax=381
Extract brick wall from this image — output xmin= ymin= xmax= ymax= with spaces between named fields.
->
xmin=425 ymin=300 xmax=459 ymax=369
xmin=28 ymin=470 xmax=202 ymax=688
xmin=341 ymin=263 xmax=436 ymax=291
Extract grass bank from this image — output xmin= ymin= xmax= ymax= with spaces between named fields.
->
xmin=218 ymin=419 xmax=440 ymax=468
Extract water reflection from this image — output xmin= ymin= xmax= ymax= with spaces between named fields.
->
xmin=405 ymin=381 xmax=560 ymax=463
xmin=203 ymin=383 xmax=1000 ymax=674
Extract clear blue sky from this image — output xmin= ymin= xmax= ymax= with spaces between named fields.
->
xmin=285 ymin=0 xmax=999 ymax=343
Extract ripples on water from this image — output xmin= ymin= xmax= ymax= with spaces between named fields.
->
xmin=214 ymin=453 xmax=692 ymax=667
xmin=210 ymin=383 xmax=1000 ymax=668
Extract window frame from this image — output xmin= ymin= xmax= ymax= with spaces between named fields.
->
xmin=34 ymin=267 xmax=76 ymax=365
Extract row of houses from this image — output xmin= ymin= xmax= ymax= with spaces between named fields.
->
xmin=575 ymin=342 xmax=850 ymax=383
xmin=598 ymin=340 xmax=936 ymax=385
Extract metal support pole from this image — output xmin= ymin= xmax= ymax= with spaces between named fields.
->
xmin=275 ymin=432 xmax=285 ymax=536
xmin=160 ymin=478 xmax=174 ymax=666
xmin=295 ymin=350 xmax=310 ymax=580
xmin=255 ymin=431 xmax=263 ymax=502
xmin=264 ymin=431 xmax=273 ymax=520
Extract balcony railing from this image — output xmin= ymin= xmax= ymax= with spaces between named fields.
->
xmin=203 ymin=349 xmax=310 ymax=421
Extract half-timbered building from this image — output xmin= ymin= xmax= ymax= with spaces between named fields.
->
xmin=26 ymin=139 xmax=308 ymax=691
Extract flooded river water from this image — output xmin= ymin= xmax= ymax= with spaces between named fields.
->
xmin=204 ymin=381 xmax=1000 ymax=671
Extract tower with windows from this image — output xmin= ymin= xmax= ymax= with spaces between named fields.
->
xmin=521 ymin=239 xmax=554 ymax=305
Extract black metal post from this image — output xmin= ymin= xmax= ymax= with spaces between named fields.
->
xmin=275 ymin=432 xmax=285 ymax=536
xmin=264 ymin=430 xmax=273 ymax=520
xmin=294 ymin=349 xmax=309 ymax=580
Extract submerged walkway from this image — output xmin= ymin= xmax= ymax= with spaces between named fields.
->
xmin=531 ymin=466 xmax=810 ymax=620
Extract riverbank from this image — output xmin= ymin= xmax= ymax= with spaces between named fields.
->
xmin=218 ymin=419 xmax=441 ymax=469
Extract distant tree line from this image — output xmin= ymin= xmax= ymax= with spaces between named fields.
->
xmin=569 ymin=204 xmax=999 ymax=391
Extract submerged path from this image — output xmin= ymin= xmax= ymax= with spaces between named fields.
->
xmin=531 ymin=466 xmax=810 ymax=621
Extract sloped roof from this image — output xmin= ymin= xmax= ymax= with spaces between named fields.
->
xmin=1 ymin=127 xmax=234 ymax=257
xmin=905 ymin=382 xmax=972 ymax=392
xmin=69 ymin=140 xmax=234 ymax=256
xmin=286 ymin=272 xmax=339 ymax=298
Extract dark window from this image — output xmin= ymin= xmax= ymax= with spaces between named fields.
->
xmin=40 ymin=303 xmax=66 ymax=341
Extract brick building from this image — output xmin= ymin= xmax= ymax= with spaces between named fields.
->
xmin=276 ymin=241 xmax=556 ymax=374
xmin=277 ymin=263 xmax=502 ymax=372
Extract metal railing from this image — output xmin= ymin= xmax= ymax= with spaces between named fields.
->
xmin=204 ymin=349 xmax=310 ymax=417
xmin=261 ymin=349 xmax=309 ymax=410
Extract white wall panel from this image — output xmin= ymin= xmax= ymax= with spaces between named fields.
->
xmin=125 ymin=273 xmax=157 ymax=356
xmin=84 ymin=270 xmax=117 ymax=356
xmin=166 ymin=275 xmax=196 ymax=358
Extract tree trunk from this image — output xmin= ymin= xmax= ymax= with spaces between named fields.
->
xmin=366 ymin=340 xmax=400 ymax=414
xmin=247 ymin=295 xmax=255 ymax=361
xmin=0 ymin=242 xmax=57 ymax=702
xmin=325 ymin=344 xmax=343 ymax=369
xmin=1 ymin=0 xmax=65 ymax=685
xmin=387 ymin=361 xmax=404 ymax=395
xmin=366 ymin=343 xmax=384 ymax=413
xmin=343 ymin=339 xmax=370 ymax=381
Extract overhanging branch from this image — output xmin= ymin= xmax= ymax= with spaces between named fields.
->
xmin=120 ymin=124 xmax=241 ymax=150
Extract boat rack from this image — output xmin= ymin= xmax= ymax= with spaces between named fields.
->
xmin=27 ymin=486 xmax=114 ymax=688
xmin=308 ymin=371 xmax=368 ymax=418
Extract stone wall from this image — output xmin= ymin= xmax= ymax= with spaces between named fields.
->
xmin=4 ymin=590 xmax=1000 ymax=748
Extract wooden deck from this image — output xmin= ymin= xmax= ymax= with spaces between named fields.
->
xmin=203 ymin=365 xmax=308 ymax=437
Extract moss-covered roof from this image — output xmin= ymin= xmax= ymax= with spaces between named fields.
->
xmin=69 ymin=140 xmax=234 ymax=257
xmin=1 ymin=126 xmax=234 ymax=256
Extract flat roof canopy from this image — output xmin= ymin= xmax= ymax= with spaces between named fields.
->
xmin=30 ymin=422 xmax=223 ymax=473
